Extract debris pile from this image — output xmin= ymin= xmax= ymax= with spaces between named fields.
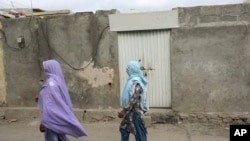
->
xmin=0 ymin=9 xmax=71 ymax=19
xmin=0 ymin=9 xmax=26 ymax=18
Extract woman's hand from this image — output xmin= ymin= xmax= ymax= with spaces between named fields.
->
xmin=39 ymin=123 xmax=46 ymax=132
xmin=118 ymin=109 xmax=127 ymax=118
xmin=34 ymin=96 xmax=39 ymax=103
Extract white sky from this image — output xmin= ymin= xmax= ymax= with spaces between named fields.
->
xmin=0 ymin=0 xmax=245 ymax=12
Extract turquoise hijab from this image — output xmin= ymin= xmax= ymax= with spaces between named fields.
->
xmin=121 ymin=60 xmax=149 ymax=112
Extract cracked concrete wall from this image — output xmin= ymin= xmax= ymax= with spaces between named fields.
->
xmin=0 ymin=10 xmax=120 ymax=109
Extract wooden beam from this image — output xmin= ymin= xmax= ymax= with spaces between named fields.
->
xmin=26 ymin=10 xmax=71 ymax=17
xmin=0 ymin=13 xmax=15 ymax=18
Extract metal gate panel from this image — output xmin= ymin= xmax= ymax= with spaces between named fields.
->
xmin=118 ymin=30 xmax=171 ymax=107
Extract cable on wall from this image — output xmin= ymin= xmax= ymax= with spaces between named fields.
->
xmin=40 ymin=18 xmax=110 ymax=71
xmin=0 ymin=17 xmax=35 ymax=50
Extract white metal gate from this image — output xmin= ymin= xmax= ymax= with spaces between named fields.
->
xmin=118 ymin=30 xmax=171 ymax=107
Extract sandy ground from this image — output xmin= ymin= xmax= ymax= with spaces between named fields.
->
xmin=0 ymin=118 xmax=229 ymax=141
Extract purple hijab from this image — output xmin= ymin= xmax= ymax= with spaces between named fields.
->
xmin=38 ymin=60 xmax=87 ymax=137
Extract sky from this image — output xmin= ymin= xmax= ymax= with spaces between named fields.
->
xmin=0 ymin=0 xmax=246 ymax=13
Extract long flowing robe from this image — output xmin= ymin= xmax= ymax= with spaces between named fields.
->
xmin=38 ymin=60 xmax=87 ymax=138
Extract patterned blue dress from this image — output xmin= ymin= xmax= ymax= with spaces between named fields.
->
xmin=120 ymin=80 xmax=147 ymax=140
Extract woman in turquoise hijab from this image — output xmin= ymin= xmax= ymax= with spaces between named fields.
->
xmin=118 ymin=60 xmax=149 ymax=141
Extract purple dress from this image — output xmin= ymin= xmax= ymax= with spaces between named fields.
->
xmin=38 ymin=60 xmax=87 ymax=141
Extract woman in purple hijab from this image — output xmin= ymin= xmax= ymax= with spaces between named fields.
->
xmin=38 ymin=60 xmax=87 ymax=141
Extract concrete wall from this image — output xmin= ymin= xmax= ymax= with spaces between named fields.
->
xmin=171 ymin=4 xmax=250 ymax=113
xmin=1 ymin=3 xmax=250 ymax=117
xmin=171 ymin=25 xmax=250 ymax=112
xmin=0 ymin=10 xmax=120 ymax=109
xmin=0 ymin=18 xmax=41 ymax=107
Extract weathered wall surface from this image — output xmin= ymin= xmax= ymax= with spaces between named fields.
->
xmin=0 ymin=10 xmax=120 ymax=109
xmin=0 ymin=18 xmax=41 ymax=107
xmin=171 ymin=4 xmax=250 ymax=113
xmin=0 ymin=22 xmax=7 ymax=105
xmin=171 ymin=25 xmax=250 ymax=112
xmin=1 ymin=3 xmax=250 ymax=120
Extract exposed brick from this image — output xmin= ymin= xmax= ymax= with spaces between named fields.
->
xmin=239 ymin=13 xmax=250 ymax=21
xmin=243 ymin=3 xmax=250 ymax=13
xmin=179 ymin=7 xmax=201 ymax=25
xmin=222 ymin=4 xmax=244 ymax=16
xmin=201 ymin=6 xmax=222 ymax=16
xmin=178 ymin=3 xmax=250 ymax=27
xmin=220 ymin=15 xmax=238 ymax=21
xmin=199 ymin=15 xmax=220 ymax=23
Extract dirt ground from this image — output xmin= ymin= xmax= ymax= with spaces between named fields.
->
xmin=0 ymin=117 xmax=229 ymax=141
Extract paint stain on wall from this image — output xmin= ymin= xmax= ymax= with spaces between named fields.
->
xmin=77 ymin=62 xmax=114 ymax=87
